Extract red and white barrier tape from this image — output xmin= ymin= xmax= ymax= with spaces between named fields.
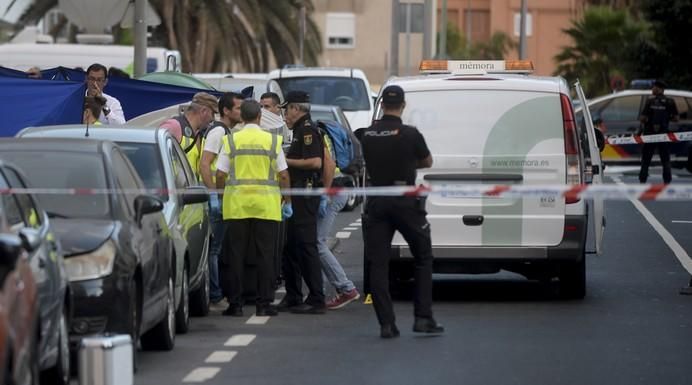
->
xmin=3 ymin=184 xmax=692 ymax=201
xmin=606 ymin=131 xmax=692 ymax=145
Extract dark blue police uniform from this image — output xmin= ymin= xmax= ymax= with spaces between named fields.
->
xmin=639 ymin=80 xmax=679 ymax=184
xmin=359 ymin=85 xmax=443 ymax=338
xmin=280 ymin=91 xmax=326 ymax=313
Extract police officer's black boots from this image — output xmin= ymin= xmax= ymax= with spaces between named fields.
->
xmin=413 ymin=317 xmax=444 ymax=334
xmin=380 ymin=324 xmax=400 ymax=339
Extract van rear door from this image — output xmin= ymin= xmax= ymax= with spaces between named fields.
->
xmin=575 ymin=81 xmax=605 ymax=255
xmin=393 ymin=88 xmax=566 ymax=250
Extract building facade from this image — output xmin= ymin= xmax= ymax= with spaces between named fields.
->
xmin=313 ymin=0 xmax=584 ymax=85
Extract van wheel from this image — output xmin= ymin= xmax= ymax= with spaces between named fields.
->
xmin=141 ymin=275 xmax=176 ymax=351
xmin=558 ymin=257 xmax=586 ymax=299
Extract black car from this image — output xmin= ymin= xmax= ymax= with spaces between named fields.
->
xmin=19 ymin=125 xmax=212 ymax=328
xmin=0 ymin=138 xmax=177 ymax=360
xmin=0 ymin=161 xmax=71 ymax=384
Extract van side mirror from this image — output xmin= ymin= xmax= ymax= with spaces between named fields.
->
xmin=134 ymin=195 xmax=164 ymax=226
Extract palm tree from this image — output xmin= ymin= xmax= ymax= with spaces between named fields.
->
xmin=554 ymin=6 xmax=649 ymax=97
xmin=6 ymin=0 xmax=322 ymax=73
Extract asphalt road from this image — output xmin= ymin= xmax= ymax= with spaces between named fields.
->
xmin=121 ymin=167 xmax=692 ymax=385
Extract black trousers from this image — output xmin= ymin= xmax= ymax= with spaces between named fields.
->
xmin=639 ymin=142 xmax=672 ymax=183
xmin=282 ymin=195 xmax=325 ymax=306
xmin=221 ymin=218 xmax=278 ymax=307
xmin=364 ymin=196 xmax=434 ymax=326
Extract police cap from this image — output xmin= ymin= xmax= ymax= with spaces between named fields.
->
xmin=653 ymin=79 xmax=667 ymax=89
xmin=279 ymin=90 xmax=310 ymax=107
xmin=381 ymin=85 xmax=405 ymax=104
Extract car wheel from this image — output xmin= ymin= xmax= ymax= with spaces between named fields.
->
xmin=140 ymin=275 xmax=176 ymax=351
xmin=190 ymin=264 xmax=210 ymax=317
xmin=175 ymin=263 xmax=190 ymax=334
xmin=39 ymin=309 xmax=70 ymax=385
xmin=558 ymin=257 xmax=586 ymax=299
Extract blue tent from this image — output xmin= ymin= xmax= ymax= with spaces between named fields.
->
xmin=0 ymin=76 xmax=85 ymax=137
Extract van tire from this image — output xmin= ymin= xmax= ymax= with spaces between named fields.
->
xmin=559 ymin=257 xmax=586 ymax=299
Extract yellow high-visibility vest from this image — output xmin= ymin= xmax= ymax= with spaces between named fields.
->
xmin=221 ymin=126 xmax=283 ymax=221
xmin=181 ymin=135 xmax=201 ymax=178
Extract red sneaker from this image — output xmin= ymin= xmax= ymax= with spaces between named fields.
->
xmin=326 ymin=289 xmax=360 ymax=309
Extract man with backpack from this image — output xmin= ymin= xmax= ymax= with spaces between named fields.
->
xmin=638 ymin=80 xmax=679 ymax=184
xmin=199 ymin=92 xmax=244 ymax=305
xmin=316 ymin=120 xmax=362 ymax=309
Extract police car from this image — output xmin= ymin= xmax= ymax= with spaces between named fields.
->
xmin=371 ymin=60 xmax=604 ymax=298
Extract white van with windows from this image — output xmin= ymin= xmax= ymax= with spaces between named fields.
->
xmin=370 ymin=60 xmax=604 ymax=298
xmin=266 ymin=66 xmax=374 ymax=130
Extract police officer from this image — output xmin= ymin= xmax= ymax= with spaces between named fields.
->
xmin=639 ymin=80 xmax=679 ymax=184
xmin=358 ymin=85 xmax=443 ymax=338
xmin=276 ymin=90 xmax=327 ymax=314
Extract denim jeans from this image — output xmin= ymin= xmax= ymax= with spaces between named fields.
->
xmin=317 ymin=193 xmax=356 ymax=294
xmin=208 ymin=194 xmax=225 ymax=302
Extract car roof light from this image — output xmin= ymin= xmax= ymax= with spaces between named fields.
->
xmin=419 ymin=60 xmax=534 ymax=75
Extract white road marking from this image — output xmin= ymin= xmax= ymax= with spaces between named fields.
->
xmin=224 ymin=334 xmax=256 ymax=346
xmin=343 ymin=227 xmax=358 ymax=230
xmin=183 ymin=367 xmax=220 ymax=383
xmin=246 ymin=315 xmax=270 ymax=325
xmin=205 ymin=351 xmax=237 ymax=364
xmin=356 ymin=218 xmax=361 ymax=222
xmin=672 ymin=220 xmax=692 ymax=224
xmin=276 ymin=287 xmax=286 ymax=294
xmin=349 ymin=223 xmax=361 ymax=227
xmin=336 ymin=232 xmax=352 ymax=239
xmin=614 ymin=177 xmax=692 ymax=274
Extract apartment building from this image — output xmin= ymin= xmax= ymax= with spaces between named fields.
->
xmin=313 ymin=0 xmax=584 ymax=85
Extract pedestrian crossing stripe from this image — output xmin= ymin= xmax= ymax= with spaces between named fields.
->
xmin=364 ymin=294 xmax=372 ymax=304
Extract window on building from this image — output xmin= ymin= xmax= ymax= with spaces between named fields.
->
xmin=326 ymin=13 xmax=356 ymax=49
xmin=513 ymin=12 xmax=532 ymax=37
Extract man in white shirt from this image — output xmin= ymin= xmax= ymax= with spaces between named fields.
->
xmin=199 ymin=92 xmax=243 ymax=305
xmin=85 ymin=63 xmax=125 ymax=125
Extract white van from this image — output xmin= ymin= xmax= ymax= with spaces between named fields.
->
xmin=0 ymin=43 xmax=181 ymax=73
xmin=370 ymin=60 xmax=604 ymax=298
xmin=266 ymin=67 xmax=374 ymax=130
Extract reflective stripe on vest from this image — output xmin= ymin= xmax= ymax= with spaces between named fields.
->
xmin=221 ymin=128 xmax=282 ymax=221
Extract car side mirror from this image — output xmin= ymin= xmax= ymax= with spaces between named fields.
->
xmin=134 ymin=195 xmax=164 ymax=226
xmin=0 ymin=234 xmax=23 ymax=279
xmin=18 ymin=228 xmax=41 ymax=253
xmin=181 ymin=186 xmax=209 ymax=205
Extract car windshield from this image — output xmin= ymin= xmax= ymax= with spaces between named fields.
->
xmin=0 ymin=151 xmax=110 ymax=219
xmin=117 ymin=142 xmax=169 ymax=201
xmin=276 ymin=77 xmax=370 ymax=111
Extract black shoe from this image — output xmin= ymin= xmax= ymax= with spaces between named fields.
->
xmin=222 ymin=305 xmax=243 ymax=317
xmin=380 ymin=324 xmax=400 ymax=339
xmin=276 ymin=299 xmax=301 ymax=312
xmin=289 ymin=303 xmax=326 ymax=314
xmin=413 ymin=317 xmax=444 ymax=334
xmin=256 ymin=305 xmax=278 ymax=317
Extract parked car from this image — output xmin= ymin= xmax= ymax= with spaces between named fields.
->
xmin=19 ymin=126 xmax=212 ymax=326
xmin=0 ymin=138 xmax=176 ymax=361
xmin=267 ymin=66 xmax=375 ymax=130
xmin=0 ymin=186 xmax=39 ymax=385
xmin=310 ymin=104 xmax=363 ymax=211
xmin=575 ymin=89 xmax=692 ymax=172
xmin=0 ymin=161 xmax=71 ymax=384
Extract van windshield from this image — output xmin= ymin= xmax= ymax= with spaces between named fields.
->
xmin=276 ymin=77 xmax=370 ymax=112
